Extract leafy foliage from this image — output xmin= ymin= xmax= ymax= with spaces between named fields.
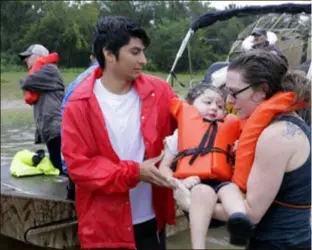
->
xmin=1 ymin=0 xmax=253 ymax=71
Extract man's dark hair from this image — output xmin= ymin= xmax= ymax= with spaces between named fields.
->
xmin=93 ymin=16 xmax=150 ymax=69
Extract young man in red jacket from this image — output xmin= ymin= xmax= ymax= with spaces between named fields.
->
xmin=62 ymin=16 xmax=177 ymax=250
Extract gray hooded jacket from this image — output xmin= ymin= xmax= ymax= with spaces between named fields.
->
xmin=20 ymin=64 xmax=64 ymax=144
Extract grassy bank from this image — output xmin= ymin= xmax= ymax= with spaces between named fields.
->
xmin=1 ymin=69 xmax=206 ymax=100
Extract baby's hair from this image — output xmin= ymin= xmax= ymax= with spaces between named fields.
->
xmin=185 ymin=81 xmax=225 ymax=105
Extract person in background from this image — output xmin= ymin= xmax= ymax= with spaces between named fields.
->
xmin=251 ymin=28 xmax=288 ymax=64
xmin=251 ymin=28 xmax=270 ymax=50
xmin=19 ymin=44 xmax=64 ymax=174
xmin=61 ymin=51 xmax=98 ymax=182
xmin=61 ymin=52 xmax=98 ymax=114
xmin=62 ymin=51 xmax=99 ymax=200
xmin=62 ymin=16 xmax=177 ymax=250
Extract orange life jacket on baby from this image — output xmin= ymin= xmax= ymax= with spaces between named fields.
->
xmin=24 ymin=52 xmax=59 ymax=105
xmin=232 ymin=92 xmax=308 ymax=192
xmin=170 ymin=98 xmax=242 ymax=181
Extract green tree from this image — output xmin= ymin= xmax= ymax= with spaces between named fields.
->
xmin=21 ymin=1 xmax=100 ymax=67
xmin=1 ymin=0 xmax=254 ymax=70
xmin=1 ymin=1 xmax=45 ymax=62
xmin=146 ymin=18 xmax=217 ymax=72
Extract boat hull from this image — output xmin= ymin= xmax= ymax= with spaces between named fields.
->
xmin=0 ymin=166 xmax=190 ymax=249
xmin=1 ymin=167 xmax=79 ymax=249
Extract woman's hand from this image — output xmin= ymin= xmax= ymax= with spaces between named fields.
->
xmin=173 ymin=178 xmax=192 ymax=211
xmin=181 ymin=176 xmax=201 ymax=189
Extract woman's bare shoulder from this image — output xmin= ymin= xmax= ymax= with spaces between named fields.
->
xmin=256 ymin=119 xmax=309 ymax=166
xmin=262 ymin=118 xmax=307 ymax=141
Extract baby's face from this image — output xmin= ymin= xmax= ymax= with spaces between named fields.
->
xmin=193 ymin=89 xmax=225 ymax=120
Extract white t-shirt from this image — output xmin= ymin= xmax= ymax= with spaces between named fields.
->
xmin=164 ymin=129 xmax=179 ymax=156
xmin=94 ymin=79 xmax=155 ymax=225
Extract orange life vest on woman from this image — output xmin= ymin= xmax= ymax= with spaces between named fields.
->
xmin=24 ymin=52 xmax=59 ymax=105
xmin=170 ymin=98 xmax=242 ymax=181
xmin=232 ymin=92 xmax=307 ymax=192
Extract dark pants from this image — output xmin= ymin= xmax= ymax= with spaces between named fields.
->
xmin=85 ymin=218 xmax=166 ymax=250
xmin=46 ymin=136 xmax=63 ymax=174
xmin=67 ymin=177 xmax=75 ymax=200
xmin=134 ymin=218 xmax=166 ymax=250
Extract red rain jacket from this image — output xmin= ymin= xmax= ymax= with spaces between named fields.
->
xmin=62 ymin=67 xmax=177 ymax=249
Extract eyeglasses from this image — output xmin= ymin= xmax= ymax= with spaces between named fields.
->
xmin=224 ymin=85 xmax=252 ymax=99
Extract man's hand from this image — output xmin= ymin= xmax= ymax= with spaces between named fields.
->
xmin=139 ymin=154 xmax=172 ymax=187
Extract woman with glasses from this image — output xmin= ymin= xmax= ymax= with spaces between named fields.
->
xmin=214 ymin=49 xmax=311 ymax=250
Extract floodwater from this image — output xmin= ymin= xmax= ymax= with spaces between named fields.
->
xmin=167 ymin=227 xmax=240 ymax=249
xmin=1 ymin=105 xmax=240 ymax=250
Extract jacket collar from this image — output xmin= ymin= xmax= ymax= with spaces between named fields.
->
xmin=29 ymin=52 xmax=59 ymax=75
xmin=70 ymin=66 xmax=155 ymax=101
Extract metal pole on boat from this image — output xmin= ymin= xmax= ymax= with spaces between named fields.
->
xmin=307 ymin=60 xmax=312 ymax=79
xmin=166 ymin=29 xmax=194 ymax=83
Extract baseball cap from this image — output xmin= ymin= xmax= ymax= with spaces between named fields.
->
xmin=251 ymin=28 xmax=267 ymax=37
xmin=18 ymin=44 xmax=49 ymax=60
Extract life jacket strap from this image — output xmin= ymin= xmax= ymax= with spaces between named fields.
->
xmin=174 ymin=118 xmax=234 ymax=166
xmin=175 ymin=146 xmax=234 ymax=164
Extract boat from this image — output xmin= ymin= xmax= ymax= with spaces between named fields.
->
xmin=167 ymin=2 xmax=311 ymax=125
xmin=167 ymin=3 xmax=311 ymax=86
xmin=1 ymin=166 xmax=78 ymax=249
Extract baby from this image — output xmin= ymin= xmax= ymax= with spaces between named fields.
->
xmin=159 ymin=82 xmax=253 ymax=249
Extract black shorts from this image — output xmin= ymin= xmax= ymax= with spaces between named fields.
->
xmin=201 ymin=179 xmax=231 ymax=193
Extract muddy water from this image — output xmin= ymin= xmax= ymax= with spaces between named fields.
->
xmin=167 ymin=228 xmax=241 ymax=249
xmin=1 ymin=125 xmax=41 ymax=165
xmin=1 ymin=122 xmax=41 ymax=167
xmin=1 ymin=99 xmax=31 ymax=110
xmin=1 ymin=105 xmax=240 ymax=249
xmin=1 ymin=107 xmax=51 ymax=249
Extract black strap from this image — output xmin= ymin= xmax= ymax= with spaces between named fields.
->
xmin=170 ymin=71 xmax=186 ymax=88
xmin=175 ymin=119 xmax=234 ymax=166
xmin=176 ymin=146 xmax=235 ymax=164
xmin=188 ymin=119 xmax=218 ymax=165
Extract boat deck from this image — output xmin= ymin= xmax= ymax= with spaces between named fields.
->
xmin=1 ymin=166 xmax=70 ymax=202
